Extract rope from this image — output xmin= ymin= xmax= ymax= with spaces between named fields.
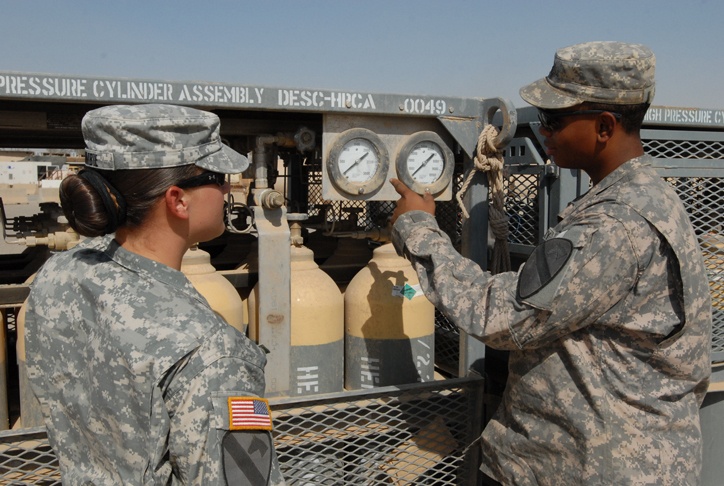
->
xmin=455 ymin=125 xmax=511 ymax=274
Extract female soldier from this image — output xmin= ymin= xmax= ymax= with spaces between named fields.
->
xmin=24 ymin=104 xmax=285 ymax=485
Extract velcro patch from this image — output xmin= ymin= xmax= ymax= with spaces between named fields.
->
xmin=222 ymin=430 xmax=273 ymax=484
xmin=517 ymin=238 xmax=573 ymax=300
xmin=228 ymin=397 xmax=273 ymax=431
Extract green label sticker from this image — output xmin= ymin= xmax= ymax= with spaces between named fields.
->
xmin=392 ymin=283 xmax=418 ymax=300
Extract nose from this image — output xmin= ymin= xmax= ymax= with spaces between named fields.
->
xmin=222 ymin=180 xmax=231 ymax=195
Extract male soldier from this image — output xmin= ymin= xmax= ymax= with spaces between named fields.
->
xmin=390 ymin=41 xmax=711 ymax=484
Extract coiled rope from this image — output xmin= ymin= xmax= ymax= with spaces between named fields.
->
xmin=455 ymin=124 xmax=510 ymax=274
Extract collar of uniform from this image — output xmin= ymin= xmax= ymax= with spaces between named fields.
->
xmin=592 ymin=154 xmax=654 ymax=196
xmin=558 ymin=154 xmax=654 ymax=221
xmin=101 ymin=237 xmax=203 ymax=301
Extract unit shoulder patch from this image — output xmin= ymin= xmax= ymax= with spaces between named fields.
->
xmin=222 ymin=430 xmax=273 ymax=485
xmin=517 ymin=238 xmax=573 ymax=300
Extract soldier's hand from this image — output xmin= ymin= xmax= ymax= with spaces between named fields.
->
xmin=389 ymin=178 xmax=435 ymax=226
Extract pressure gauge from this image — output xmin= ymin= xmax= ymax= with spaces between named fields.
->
xmin=395 ymin=131 xmax=454 ymax=195
xmin=327 ymin=128 xmax=389 ymax=196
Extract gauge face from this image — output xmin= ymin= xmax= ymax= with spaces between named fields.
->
xmin=338 ymin=138 xmax=380 ymax=183
xmin=327 ymin=128 xmax=389 ymax=196
xmin=406 ymin=141 xmax=445 ymax=185
xmin=395 ymin=131 xmax=453 ymax=196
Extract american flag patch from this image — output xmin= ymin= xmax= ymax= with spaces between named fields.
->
xmin=228 ymin=397 xmax=273 ymax=431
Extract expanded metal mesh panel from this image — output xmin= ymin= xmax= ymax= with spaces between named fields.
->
xmin=434 ymin=310 xmax=461 ymax=375
xmin=0 ymin=428 xmax=60 ymax=485
xmin=644 ymin=139 xmax=724 ymax=160
xmin=0 ymin=379 xmax=484 ymax=485
xmin=644 ymin=131 xmax=724 ymax=361
xmin=505 ymin=172 xmax=540 ymax=247
xmin=429 ymin=171 xmax=465 ymax=373
xmin=435 ymin=171 xmax=466 ymax=250
xmin=304 ymin=163 xmax=380 ymax=232
xmin=663 ymin=176 xmax=724 ymax=361
xmin=271 ymin=378 xmax=483 ymax=485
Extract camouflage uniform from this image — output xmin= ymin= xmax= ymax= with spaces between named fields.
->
xmin=393 ymin=41 xmax=712 ymax=485
xmin=25 ymin=104 xmax=285 ymax=485
xmin=26 ymin=235 xmax=285 ymax=485
xmin=393 ymin=156 xmax=711 ymax=485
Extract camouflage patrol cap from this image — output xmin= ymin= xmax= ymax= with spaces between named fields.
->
xmin=82 ymin=104 xmax=248 ymax=173
xmin=519 ymin=41 xmax=656 ymax=109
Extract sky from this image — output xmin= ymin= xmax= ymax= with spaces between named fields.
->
xmin=2 ymin=0 xmax=723 ymax=109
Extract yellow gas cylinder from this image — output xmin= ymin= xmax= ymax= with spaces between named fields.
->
xmin=218 ymin=241 xmax=257 ymax=334
xmin=344 ymin=242 xmax=435 ymax=389
xmin=248 ymin=216 xmax=344 ymax=396
xmin=181 ymin=246 xmax=246 ymax=334
xmin=15 ymin=231 xmax=81 ymax=429
xmin=16 ymin=274 xmax=45 ymax=429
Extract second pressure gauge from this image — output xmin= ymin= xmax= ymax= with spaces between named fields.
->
xmin=395 ymin=131 xmax=454 ymax=195
xmin=327 ymin=128 xmax=389 ymax=196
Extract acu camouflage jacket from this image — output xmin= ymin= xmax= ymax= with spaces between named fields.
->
xmin=25 ymin=236 xmax=285 ymax=485
xmin=392 ymin=155 xmax=711 ymax=485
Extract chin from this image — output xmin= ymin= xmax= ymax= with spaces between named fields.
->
xmin=550 ymin=156 xmax=569 ymax=168
xmin=197 ymin=226 xmax=226 ymax=244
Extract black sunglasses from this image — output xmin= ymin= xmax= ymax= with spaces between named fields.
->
xmin=175 ymin=171 xmax=227 ymax=189
xmin=537 ymin=109 xmax=622 ymax=132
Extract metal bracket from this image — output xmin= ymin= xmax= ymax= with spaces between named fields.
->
xmin=252 ymin=206 xmax=291 ymax=396
xmin=481 ymin=97 xmax=517 ymax=150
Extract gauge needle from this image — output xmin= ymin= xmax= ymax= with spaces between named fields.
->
xmin=412 ymin=154 xmax=435 ymax=176
xmin=343 ymin=152 xmax=369 ymax=175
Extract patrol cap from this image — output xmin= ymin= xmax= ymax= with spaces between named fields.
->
xmin=82 ymin=103 xmax=249 ymax=174
xmin=519 ymin=41 xmax=656 ymax=109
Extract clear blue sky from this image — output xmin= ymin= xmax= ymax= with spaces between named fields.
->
xmin=3 ymin=0 xmax=722 ymax=109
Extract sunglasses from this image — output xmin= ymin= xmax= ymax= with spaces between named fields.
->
xmin=175 ymin=171 xmax=227 ymax=189
xmin=537 ymin=109 xmax=622 ymax=132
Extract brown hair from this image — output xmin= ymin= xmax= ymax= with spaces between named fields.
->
xmin=60 ymin=165 xmax=200 ymax=237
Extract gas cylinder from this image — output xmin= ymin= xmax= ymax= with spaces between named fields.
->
xmin=15 ymin=228 xmax=80 ymax=429
xmin=217 ymin=240 xmax=258 ymax=333
xmin=248 ymin=215 xmax=344 ymax=396
xmin=181 ymin=246 xmax=246 ymax=334
xmin=344 ymin=242 xmax=435 ymax=389
xmin=16 ymin=274 xmax=45 ymax=429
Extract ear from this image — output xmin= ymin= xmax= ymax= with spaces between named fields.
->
xmin=596 ymin=112 xmax=617 ymax=142
xmin=165 ymin=186 xmax=190 ymax=220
